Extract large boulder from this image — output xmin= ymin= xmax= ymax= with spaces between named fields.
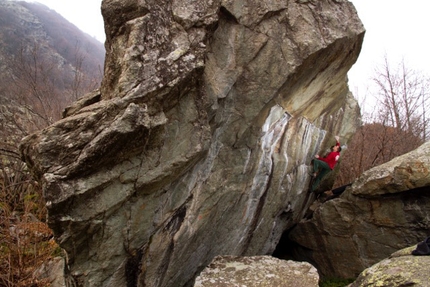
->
xmin=20 ymin=0 xmax=364 ymax=286
xmin=289 ymin=141 xmax=430 ymax=279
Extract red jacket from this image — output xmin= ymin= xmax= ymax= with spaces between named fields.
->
xmin=319 ymin=141 xmax=340 ymax=170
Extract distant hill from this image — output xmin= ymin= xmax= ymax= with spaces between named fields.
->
xmin=0 ymin=0 xmax=105 ymax=78
xmin=0 ymin=0 xmax=105 ymax=155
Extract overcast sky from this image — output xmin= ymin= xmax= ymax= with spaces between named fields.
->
xmin=25 ymin=0 xmax=430 ymax=104
xmin=27 ymin=0 xmax=105 ymax=42
xmin=349 ymin=0 xmax=430 ymax=96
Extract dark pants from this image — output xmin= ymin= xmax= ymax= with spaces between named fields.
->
xmin=325 ymin=183 xmax=352 ymax=201
xmin=332 ymin=183 xmax=352 ymax=195
xmin=311 ymin=159 xmax=331 ymax=191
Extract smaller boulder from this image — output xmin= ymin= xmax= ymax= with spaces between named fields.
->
xmin=194 ymin=255 xmax=319 ymax=287
xmin=33 ymin=257 xmax=66 ymax=287
xmin=350 ymin=245 xmax=430 ymax=287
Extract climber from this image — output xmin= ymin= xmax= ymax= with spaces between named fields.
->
xmin=309 ymin=135 xmax=341 ymax=192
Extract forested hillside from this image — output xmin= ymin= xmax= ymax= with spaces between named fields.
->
xmin=0 ymin=1 xmax=104 ymax=285
xmin=0 ymin=0 xmax=105 ymax=149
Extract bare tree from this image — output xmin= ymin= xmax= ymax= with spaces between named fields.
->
xmin=6 ymin=43 xmax=63 ymax=128
xmin=67 ymin=41 xmax=101 ymax=101
xmin=373 ymin=56 xmax=430 ymax=141
xmin=335 ymin=57 xmax=428 ymax=187
xmin=0 ymin=36 xmax=103 ymax=285
xmin=335 ymin=122 xmax=423 ymax=187
xmin=2 ymin=40 xmax=102 ymax=140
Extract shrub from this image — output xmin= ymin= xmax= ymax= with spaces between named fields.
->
xmin=0 ymin=159 xmax=60 ymax=287
xmin=320 ymin=277 xmax=355 ymax=287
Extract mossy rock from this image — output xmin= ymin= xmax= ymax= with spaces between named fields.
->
xmin=350 ymin=246 xmax=430 ymax=287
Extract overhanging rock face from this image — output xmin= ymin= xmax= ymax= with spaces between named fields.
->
xmin=20 ymin=0 xmax=364 ymax=286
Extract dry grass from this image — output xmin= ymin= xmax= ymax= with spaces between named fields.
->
xmin=0 ymin=159 xmax=61 ymax=287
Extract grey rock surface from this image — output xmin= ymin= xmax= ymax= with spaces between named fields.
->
xmin=194 ymin=255 xmax=319 ymax=287
xmin=33 ymin=257 xmax=67 ymax=287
